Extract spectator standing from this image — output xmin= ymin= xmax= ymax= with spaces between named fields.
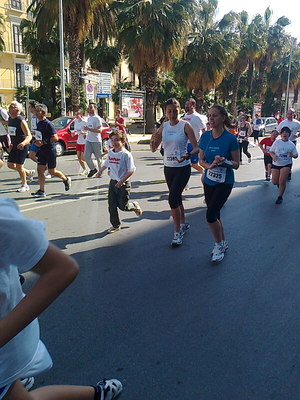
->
xmin=84 ymin=103 xmax=104 ymax=178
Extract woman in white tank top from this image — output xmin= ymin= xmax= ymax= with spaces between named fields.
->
xmin=150 ymin=98 xmax=198 ymax=247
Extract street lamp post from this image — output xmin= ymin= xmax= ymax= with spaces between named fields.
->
xmin=59 ymin=0 xmax=66 ymax=117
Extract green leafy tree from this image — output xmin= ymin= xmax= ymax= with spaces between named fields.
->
xmin=28 ymin=0 xmax=116 ymax=111
xmin=175 ymin=0 xmax=237 ymax=112
xmin=115 ymin=0 xmax=197 ymax=133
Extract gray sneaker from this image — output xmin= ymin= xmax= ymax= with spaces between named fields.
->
xmin=63 ymin=177 xmax=71 ymax=191
xmin=94 ymin=379 xmax=123 ymax=400
xmin=171 ymin=231 xmax=183 ymax=246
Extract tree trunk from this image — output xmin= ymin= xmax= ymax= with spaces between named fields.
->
xmin=144 ymin=66 xmax=158 ymax=134
xmin=257 ymin=55 xmax=267 ymax=103
xmin=67 ymin=27 xmax=81 ymax=112
xmin=194 ymin=88 xmax=205 ymax=113
xmin=247 ymin=60 xmax=254 ymax=98
xmin=294 ymin=84 xmax=299 ymax=105
xmin=231 ymin=70 xmax=242 ymax=118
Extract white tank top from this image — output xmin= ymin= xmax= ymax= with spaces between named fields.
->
xmin=162 ymin=120 xmax=189 ymax=167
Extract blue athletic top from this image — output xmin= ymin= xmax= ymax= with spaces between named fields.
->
xmin=199 ymin=129 xmax=239 ymax=185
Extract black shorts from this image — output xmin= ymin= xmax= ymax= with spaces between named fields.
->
xmin=264 ymin=155 xmax=272 ymax=166
xmin=37 ymin=145 xmax=56 ymax=169
xmin=7 ymin=145 xmax=29 ymax=165
xmin=271 ymin=164 xmax=292 ymax=170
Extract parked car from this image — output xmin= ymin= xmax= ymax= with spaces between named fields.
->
xmin=258 ymin=117 xmax=278 ymax=136
xmin=52 ymin=116 xmax=111 ymax=156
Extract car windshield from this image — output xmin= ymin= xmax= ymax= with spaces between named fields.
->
xmin=52 ymin=117 xmax=73 ymax=129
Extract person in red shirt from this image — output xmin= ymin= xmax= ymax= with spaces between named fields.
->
xmin=115 ymin=109 xmax=126 ymax=133
xmin=259 ymin=129 xmax=279 ymax=181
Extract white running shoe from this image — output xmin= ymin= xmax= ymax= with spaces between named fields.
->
xmin=107 ymin=226 xmax=121 ymax=234
xmin=44 ymin=172 xmax=52 ymax=179
xmin=132 ymin=201 xmax=142 ymax=217
xmin=20 ymin=377 xmax=35 ymax=391
xmin=211 ymin=243 xmax=225 ymax=262
xmin=27 ymin=170 xmax=35 ymax=183
xmin=17 ymin=184 xmax=30 ymax=192
xmin=171 ymin=231 xmax=183 ymax=246
xmin=180 ymin=222 xmax=190 ymax=235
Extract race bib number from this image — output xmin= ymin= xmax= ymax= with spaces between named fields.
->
xmin=33 ymin=130 xmax=43 ymax=141
xmin=278 ymin=153 xmax=288 ymax=159
xmin=207 ymin=166 xmax=226 ymax=183
xmin=164 ymin=151 xmax=180 ymax=166
xmin=8 ymin=126 xmax=16 ymax=136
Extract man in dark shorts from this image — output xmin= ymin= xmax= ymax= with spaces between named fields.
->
xmin=7 ymin=101 xmax=35 ymax=192
xmin=31 ymin=104 xmax=71 ymax=197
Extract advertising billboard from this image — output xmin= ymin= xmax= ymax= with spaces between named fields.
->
xmin=121 ymin=90 xmax=145 ymax=120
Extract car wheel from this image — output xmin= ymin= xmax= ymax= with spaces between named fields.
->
xmin=55 ymin=141 xmax=65 ymax=156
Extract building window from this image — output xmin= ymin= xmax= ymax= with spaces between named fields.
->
xmin=15 ymin=63 xmax=24 ymax=87
xmin=11 ymin=0 xmax=22 ymax=10
xmin=13 ymin=25 xmax=23 ymax=53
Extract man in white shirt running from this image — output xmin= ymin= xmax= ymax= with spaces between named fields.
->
xmin=181 ymin=98 xmax=206 ymax=185
xmin=84 ymin=103 xmax=103 ymax=178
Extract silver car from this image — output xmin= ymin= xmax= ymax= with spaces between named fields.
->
xmin=258 ymin=117 xmax=278 ymax=136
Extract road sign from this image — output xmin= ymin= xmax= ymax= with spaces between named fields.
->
xmin=23 ymin=64 xmax=34 ymax=87
xmin=97 ymin=72 xmax=111 ymax=97
xmin=86 ymin=83 xmax=94 ymax=100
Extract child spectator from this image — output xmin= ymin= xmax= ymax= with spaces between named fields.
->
xmin=0 ymin=197 xmax=123 ymax=400
xmin=96 ymin=129 xmax=142 ymax=234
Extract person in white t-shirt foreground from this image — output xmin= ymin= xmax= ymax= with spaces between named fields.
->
xmin=84 ymin=103 xmax=103 ymax=178
xmin=96 ymin=129 xmax=142 ymax=234
xmin=0 ymin=197 xmax=123 ymax=400
xmin=269 ymin=126 xmax=298 ymax=204
xmin=73 ymin=109 xmax=88 ymax=175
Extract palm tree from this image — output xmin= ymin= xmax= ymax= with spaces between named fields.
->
xmin=175 ymin=0 xmax=237 ymax=112
xmin=116 ymin=0 xmax=197 ymax=133
xmin=256 ymin=9 xmax=290 ymax=103
xmin=28 ymin=0 xmax=116 ymax=111
xmin=0 ymin=14 xmax=5 ymax=52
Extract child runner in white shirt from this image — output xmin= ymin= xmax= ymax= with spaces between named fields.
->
xmin=96 ymin=129 xmax=142 ymax=233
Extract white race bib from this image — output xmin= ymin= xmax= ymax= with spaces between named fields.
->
xmin=33 ymin=130 xmax=43 ymax=141
xmin=164 ymin=151 xmax=180 ymax=166
xmin=207 ymin=166 xmax=226 ymax=183
xmin=8 ymin=126 xmax=16 ymax=136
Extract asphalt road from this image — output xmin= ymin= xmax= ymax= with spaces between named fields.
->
xmin=2 ymin=139 xmax=300 ymax=399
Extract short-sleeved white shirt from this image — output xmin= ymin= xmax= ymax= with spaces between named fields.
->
xmin=181 ymin=112 xmax=206 ymax=142
xmin=277 ymin=119 xmax=300 ymax=142
xmin=74 ymin=118 xmax=87 ymax=145
xmin=86 ymin=114 xmax=102 ymax=142
xmin=270 ymin=139 xmax=298 ymax=166
xmin=0 ymin=198 xmax=49 ymax=386
xmin=104 ymin=148 xmax=136 ymax=181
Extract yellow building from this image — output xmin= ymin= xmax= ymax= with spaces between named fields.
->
xmin=0 ymin=0 xmax=30 ymax=105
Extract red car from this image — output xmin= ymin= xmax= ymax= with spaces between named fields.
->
xmin=52 ymin=116 xmax=111 ymax=156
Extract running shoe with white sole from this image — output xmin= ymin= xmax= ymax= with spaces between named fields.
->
xmin=27 ymin=169 xmax=35 ymax=183
xmin=180 ymin=222 xmax=190 ymax=235
xmin=31 ymin=189 xmax=46 ymax=198
xmin=20 ymin=377 xmax=35 ymax=391
xmin=132 ymin=201 xmax=142 ymax=217
xmin=17 ymin=184 xmax=30 ymax=192
xmin=211 ymin=243 xmax=225 ymax=262
xmin=107 ymin=226 xmax=121 ymax=234
xmin=94 ymin=379 xmax=123 ymax=400
xmin=171 ymin=231 xmax=183 ymax=246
